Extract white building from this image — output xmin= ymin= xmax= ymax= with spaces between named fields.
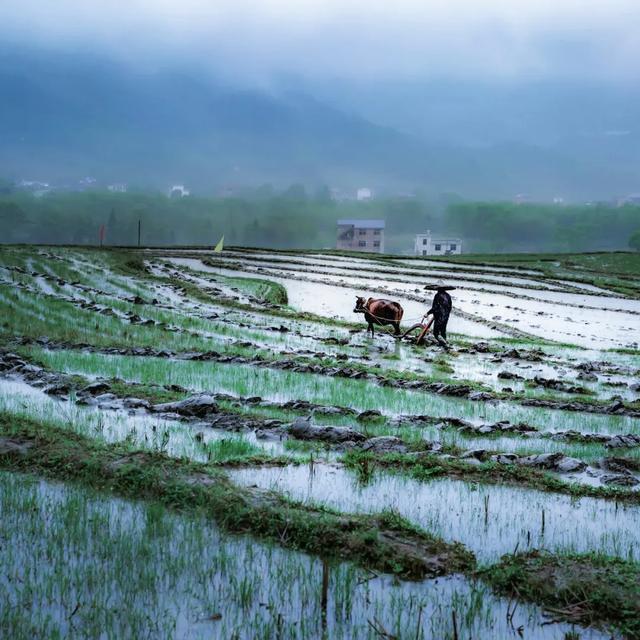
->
xmin=356 ymin=187 xmax=373 ymax=201
xmin=18 ymin=180 xmax=50 ymax=197
xmin=108 ymin=183 xmax=127 ymax=193
xmin=414 ymin=230 xmax=462 ymax=256
xmin=18 ymin=180 xmax=50 ymax=190
xmin=170 ymin=184 xmax=190 ymax=198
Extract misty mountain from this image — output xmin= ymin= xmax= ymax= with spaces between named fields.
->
xmin=0 ymin=49 xmax=424 ymax=191
xmin=1 ymin=47 xmax=639 ymax=199
xmin=294 ymin=76 xmax=640 ymax=197
xmin=301 ymin=78 xmax=639 ymax=144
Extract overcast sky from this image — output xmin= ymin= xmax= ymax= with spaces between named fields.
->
xmin=1 ymin=0 xmax=639 ymax=83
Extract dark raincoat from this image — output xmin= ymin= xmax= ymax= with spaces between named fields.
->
xmin=427 ymin=287 xmax=454 ymax=344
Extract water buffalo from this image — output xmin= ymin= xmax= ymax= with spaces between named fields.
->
xmin=354 ymin=296 xmax=404 ymax=337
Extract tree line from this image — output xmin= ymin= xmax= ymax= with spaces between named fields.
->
xmin=1 ymin=188 xmax=638 ymax=253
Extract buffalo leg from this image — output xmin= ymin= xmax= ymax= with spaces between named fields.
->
xmin=393 ymin=321 xmax=401 ymax=335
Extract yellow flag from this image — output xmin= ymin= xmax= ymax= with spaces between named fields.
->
xmin=213 ymin=235 xmax=224 ymax=253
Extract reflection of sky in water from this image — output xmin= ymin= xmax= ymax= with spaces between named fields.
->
xmin=168 ymin=257 xmax=500 ymax=339
xmin=0 ymin=472 xmax=612 ymax=639
xmin=34 ymin=350 xmax=640 ymax=436
xmin=217 ymin=251 xmax=565 ymax=290
xmin=0 ymin=378 xmax=287 ymax=461
xmin=174 ymin=254 xmax=639 ymax=349
xmin=230 ymin=464 xmax=640 ymax=563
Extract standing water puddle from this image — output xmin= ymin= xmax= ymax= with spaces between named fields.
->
xmin=0 ymin=472 xmax=612 ymax=639
xmin=0 ymin=378 xmax=287 ymax=462
xmin=32 ymin=350 xmax=640 ymax=437
xmin=181 ymin=255 xmax=640 ymax=349
xmin=229 ymin=464 xmax=640 ymax=564
xmin=165 ymin=257 xmax=502 ymax=339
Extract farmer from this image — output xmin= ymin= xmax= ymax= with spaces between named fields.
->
xmin=423 ymin=282 xmax=456 ymax=348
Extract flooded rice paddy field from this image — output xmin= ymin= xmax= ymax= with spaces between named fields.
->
xmin=0 ymin=378 xmax=293 ymax=463
xmin=0 ymin=246 xmax=638 ymax=638
xmin=229 ymin=463 xmax=640 ymax=563
xmin=179 ymin=255 xmax=639 ymax=349
xmin=27 ymin=348 xmax=639 ymax=438
xmin=4 ymin=347 xmax=639 ymax=472
xmin=1 ymin=471 xmax=610 ymax=640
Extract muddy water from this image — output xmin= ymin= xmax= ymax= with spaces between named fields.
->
xmin=12 ymin=347 xmax=639 ymax=466
xmin=553 ymin=280 xmax=619 ymax=295
xmin=394 ymin=257 xmax=544 ymax=277
xmin=221 ymin=258 xmax=566 ymax=300
xmin=446 ymin=289 xmax=639 ymax=349
xmin=215 ymin=252 xmax=567 ymax=291
xmin=229 ymin=464 xmax=640 ymax=564
xmin=441 ymin=352 xmax=640 ymax=401
xmin=149 ymin=258 xmax=256 ymax=304
xmin=223 ymin=250 xmax=547 ymax=280
xmin=0 ymin=472 xmax=612 ymax=639
xmin=146 ymin=260 xmax=362 ymax=340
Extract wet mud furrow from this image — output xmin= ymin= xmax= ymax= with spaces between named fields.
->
xmin=193 ymin=258 xmax=534 ymax=339
xmin=12 ymin=335 xmax=639 ymax=419
xmin=2 ymin=247 xmax=640 ymax=640
xmin=0 ymin=416 xmax=474 ymax=580
xmin=6 ymin=262 xmax=637 ymax=407
xmin=4 ymin=262 xmax=362 ymax=356
xmin=198 ymin=254 xmax=640 ymax=314
xmin=167 ymin=255 xmax=638 ymax=349
xmin=161 ymin=249 xmax=626 ymax=300
xmin=2 ymin=351 xmax=639 ymax=492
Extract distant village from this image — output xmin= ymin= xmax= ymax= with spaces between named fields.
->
xmin=11 ymin=176 xmax=640 ymax=209
xmin=7 ymin=177 xmax=640 ymax=255
xmin=336 ymin=220 xmax=462 ymax=256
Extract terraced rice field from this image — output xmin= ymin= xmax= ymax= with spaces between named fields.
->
xmin=0 ymin=245 xmax=639 ymax=639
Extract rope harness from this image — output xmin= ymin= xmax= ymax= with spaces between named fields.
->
xmin=359 ymin=302 xmax=403 ymax=325
xmin=359 ymin=302 xmax=431 ymax=335
xmin=359 ymin=301 xmax=425 ymax=321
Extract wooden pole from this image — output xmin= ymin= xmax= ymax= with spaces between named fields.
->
xmin=321 ymin=560 xmax=329 ymax=637
xmin=137 ymin=219 xmax=141 ymax=247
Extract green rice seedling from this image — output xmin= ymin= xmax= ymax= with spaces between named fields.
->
xmin=30 ymin=348 xmax=639 ymax=437
xmin=205 ymin=436 xmax=264 ymax=462
xmin=228 ymin=463 xmax=640 ymax=565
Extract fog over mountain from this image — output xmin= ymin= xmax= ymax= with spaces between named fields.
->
xmin=1 ymin=0 xmax=639 ymax=199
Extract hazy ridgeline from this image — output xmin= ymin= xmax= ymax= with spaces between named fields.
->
xmin=1 ymin=188 xmax=639 ymax=253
